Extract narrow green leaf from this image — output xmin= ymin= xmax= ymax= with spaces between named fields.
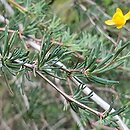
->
xmin=86 ymin=57 xmax=96 ymax=69
xmin=97 ymin=54 xmax=113 ymax=68
xmin=96 ymin=61 xmax=123 ymax=74
xmin=9 ymin=48 xmax=22 ymax=60
xmin=89 ymin=64 xmax=97 ymax=72
xmin=110 ymin=106 xmax=127 ymax=117
xmin=70 ymin=103 xmax=79 ymax=113
xmin=8 ymin=31 xmax=18 ymax=49
xmin=113 ymin=41 xmax=130 ymax=59
xmin=88 ymin=75 xmax=119 ymax=85
xmin=94 ymin=42 xmax=101 ymax=58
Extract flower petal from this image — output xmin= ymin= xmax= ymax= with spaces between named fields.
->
xmin=116 ymin=25 xmax=123 ymax=29
xmin=105 ymin=20 xmax=115 ymax=25
xmin=125 ymin=11 xmax=130 ymax=20
xmin=116 ymin=8 xmax=123 ymax=14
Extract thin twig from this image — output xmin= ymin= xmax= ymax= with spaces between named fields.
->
xmin=7 ymin=0 xmax=28 ymax=13
xmin=15 ymin=61 xmax=101 ymax=116
xmin=36 ymin=70 xmax=101 ymax=116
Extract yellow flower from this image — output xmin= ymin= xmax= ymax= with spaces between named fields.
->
xmin=105 ymin=8 xmax=130 ymax=29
